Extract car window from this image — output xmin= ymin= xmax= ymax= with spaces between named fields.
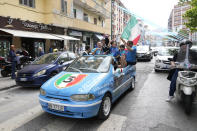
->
xmin=58 ymin=53 xmax=69 ymax=64
xmin=32 ymin=53 xmax=60 ymax=64
xmin=66 ymin=56 xmax=112 ymax=73
xmin=68 ymin=53 xmax=76 ymax=60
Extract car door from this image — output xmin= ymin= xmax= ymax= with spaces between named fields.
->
xmin=113 ymin=68 xmax=125 ymax=98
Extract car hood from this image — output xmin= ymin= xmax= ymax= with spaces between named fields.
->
xmin=157 ymin=55 xmax=173 ymax=61
xmin=18 ymin=64 xmax=55 ymax=74
xmin=42 ymin=71 xmax=108 ymax=97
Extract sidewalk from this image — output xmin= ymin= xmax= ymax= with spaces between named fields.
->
xmin=0 ymin=74 xmax=17 ymax=91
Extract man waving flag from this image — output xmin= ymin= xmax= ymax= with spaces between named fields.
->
xmin=121 ymin=16 xmax=141 ymax=45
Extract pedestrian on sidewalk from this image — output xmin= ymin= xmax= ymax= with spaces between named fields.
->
xmin=9 ymin=45 xmax=18 ymax=79
xmin=38 ymin=47 xmax=44 ymax=57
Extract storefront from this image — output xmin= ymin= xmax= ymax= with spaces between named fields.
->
xmin=0 ymin=16 xmax=73 ymax=58
xmin=67 ymin=29 xmax=83 ymax=53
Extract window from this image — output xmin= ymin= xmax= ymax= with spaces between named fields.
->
xmin=19 ymin=0 xmax=35 ymax=8
xmin=94 ymin=18 xmax=97 ymax=25
xmin=61 ymin=0 xmax=67 ymax=15
xmin=73 ymin=9 xmax=77 ymax=18
xmin=83 ymin=13 xmax=88 ymax=22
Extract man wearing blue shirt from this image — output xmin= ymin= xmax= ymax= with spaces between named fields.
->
xmin=9 ymin=45 xmax=17 ymax=79
xmin=92 ymin=42 xmax=104 ymax=55
xmin=120 ymin=38 xmax=137 ymax=65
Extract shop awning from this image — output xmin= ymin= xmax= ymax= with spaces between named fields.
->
xmin=95 ymin=34 xmax=104 ymax=40
xmin=0 ymin=28 xmax=62 ymax=40
xmin=54 ymin=34 xmax=80 ymax=41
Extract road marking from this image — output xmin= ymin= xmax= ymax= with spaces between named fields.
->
xmin=0 ymin=105 xmax=43 ymax=131
xmin=97 ymin=114 xmax=127 ymax=131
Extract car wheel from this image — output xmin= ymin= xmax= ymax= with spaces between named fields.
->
xmin=1 ymin=70 xmax=8 ymax=77
xmin=98 ymin=94 xmax=112 ymax=120
xmin=128 ymin=77 xmax=135 ymax=91
xmin=155 ymin=69 xmax=159 ymax=72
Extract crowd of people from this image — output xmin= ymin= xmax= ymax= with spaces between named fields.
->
xmin=82 ymin=37 xmax=137 ymax=68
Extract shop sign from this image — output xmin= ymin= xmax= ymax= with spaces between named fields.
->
xmin=0 ymin=16 xmax=64 ymax=34
xmin=69 ymin=31 xmax=82 ymax=37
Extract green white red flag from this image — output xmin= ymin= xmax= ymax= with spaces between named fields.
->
xmin=121 ymin=16 xmax=141 ymax=45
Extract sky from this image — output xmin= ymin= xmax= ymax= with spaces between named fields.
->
xmin=121 ymin=0 xmax=179 ymax=30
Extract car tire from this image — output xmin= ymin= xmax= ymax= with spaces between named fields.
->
xmin=97 ymin=93 xmax=112 ymax=120
xmin=128 ymin=77 xmax=135 ymax=91
xmin=1 ymin=70 xmax=8 ymax=77
xmin=155 ymin=69 xmax=159 ymax=72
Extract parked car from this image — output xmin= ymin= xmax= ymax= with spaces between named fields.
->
xmin=136 ymin=45 xmax=152 ymax=61
xmin=154 ymin=47 xmax=178 ymax=72
xmin=15 ymin=52 xmax=76 ymax=87
xmin=39 ymin=55 xmax=136 ymax=119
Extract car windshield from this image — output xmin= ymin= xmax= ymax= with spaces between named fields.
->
xmin=137 ymin=46 xmax=149 ymax=52
xmin=158 ymin=48 xmax=178 ymax=56
xmin=32 ymin=53 xmax=60 ymax=64
xmin=66 ymin=56 xmax=112 ymax=73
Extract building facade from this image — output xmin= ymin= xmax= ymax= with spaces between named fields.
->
xmin=0 ymin=0 xmax=111 ymax=57
xmin=111 ymin=0 xmax=131 ymax=43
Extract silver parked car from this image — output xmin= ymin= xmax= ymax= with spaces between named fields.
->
xmin=154 ymin=47 xmax=178 ymax=72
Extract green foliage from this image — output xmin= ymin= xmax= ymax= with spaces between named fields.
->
xmin=179 ymin=0 xmax=197 ymax=32
xmin=178 ymin=29 xmax=189 ymax=38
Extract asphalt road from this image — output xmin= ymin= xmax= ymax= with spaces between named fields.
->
xmin=0 ymin=59 xmax=197 ymax=131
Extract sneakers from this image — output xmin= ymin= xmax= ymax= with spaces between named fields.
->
xmin=166 ymin=96 xmax=174 ymax=102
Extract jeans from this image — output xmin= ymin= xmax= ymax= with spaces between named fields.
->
xmin=169 ymin=69 xmax=179 ymax=96
xmin=11 ymin=61 xmax=16 ymax=79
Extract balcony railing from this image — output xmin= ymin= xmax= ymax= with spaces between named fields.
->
xmin=73 ymin=0 xmax=110 ymax=18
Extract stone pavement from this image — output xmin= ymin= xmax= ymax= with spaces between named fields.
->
xmin=0 ymin=73 xmax=16 ymax=91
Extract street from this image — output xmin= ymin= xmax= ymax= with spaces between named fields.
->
xmin=0 ymin=59 xmax=197 ymax=131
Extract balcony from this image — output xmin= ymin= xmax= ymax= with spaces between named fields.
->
xmin=73 ymin=0 xmax=110 ymax=18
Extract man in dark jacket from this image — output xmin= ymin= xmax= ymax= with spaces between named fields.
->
xmin=166 ymin=40 xmax=192 ymax=102
xmin=9 ymin=45 xmax=17 ymax=79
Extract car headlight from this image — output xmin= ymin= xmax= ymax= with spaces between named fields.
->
xmin=180 ymin=77 xmax=197 ymax=85
xmin=70 ymin=94 xmax=95 ymax=101
xmin=156 ymin=59 xmax=162 ymax=63
xmin=40 ymin=88 xmax=46 ymax=96
xmin=33 ymin=69 xmax=46 ymax=77
xmin=146 ymin=52 xmax=150 ymax=55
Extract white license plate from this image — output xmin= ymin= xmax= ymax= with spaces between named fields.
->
xmin=20 ymin=78 xmax=27 ymax=81
xmin=48 ymin=103 xmax=64 ymax=111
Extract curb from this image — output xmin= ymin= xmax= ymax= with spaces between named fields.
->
xmin=0 ymin=85 xmax=18 ymax=91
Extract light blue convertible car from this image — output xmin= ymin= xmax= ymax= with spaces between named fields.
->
xmin=39 ymin=55 xmax=136 ymax=120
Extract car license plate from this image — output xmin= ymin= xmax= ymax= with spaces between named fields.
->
xmin=20 ymin=78 xmax=27 ymax=81
xmin=48 ymin=103 xmax=64 ymax=111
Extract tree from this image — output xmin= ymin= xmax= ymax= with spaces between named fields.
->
xmin=179 ymin=0 xmax=197 ymax=32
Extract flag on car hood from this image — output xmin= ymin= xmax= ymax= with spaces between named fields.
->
xmin=121 ymin=16 xmax=141 ymax=45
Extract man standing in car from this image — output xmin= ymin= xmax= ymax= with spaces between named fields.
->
xmin=9 ymin=45 xmax=18 ymax=79
xmin=120 ymin=38 xmax=137 ymax=66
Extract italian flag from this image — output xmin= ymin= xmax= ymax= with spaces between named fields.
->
xmin=121 ymin=16 xmax=141 ymax=45
xmin=55 ymin=74 xmax=87 ymax=89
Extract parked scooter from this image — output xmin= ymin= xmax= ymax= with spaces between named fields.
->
xmin=174 ymin=44 xmax=197 ymax=114
xmin=0 ymin=50 xmax=34 ymax=77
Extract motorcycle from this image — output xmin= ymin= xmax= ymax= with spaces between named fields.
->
xmin=1 ymin=50 xmax=34 ymax=77
xmin=174 ymin=44 xmax=197 ymax=114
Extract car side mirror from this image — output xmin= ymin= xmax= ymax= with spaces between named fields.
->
xmin=60 ymin=60 xmax=64 ymax=65
xmin=154 ymin=53 xmax=157 ymax=56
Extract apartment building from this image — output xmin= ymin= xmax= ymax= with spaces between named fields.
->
xmin=111 ymin=0 xmax=131 ymax=43
xmin=0 ymin=0 xmax=111 ymax=57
